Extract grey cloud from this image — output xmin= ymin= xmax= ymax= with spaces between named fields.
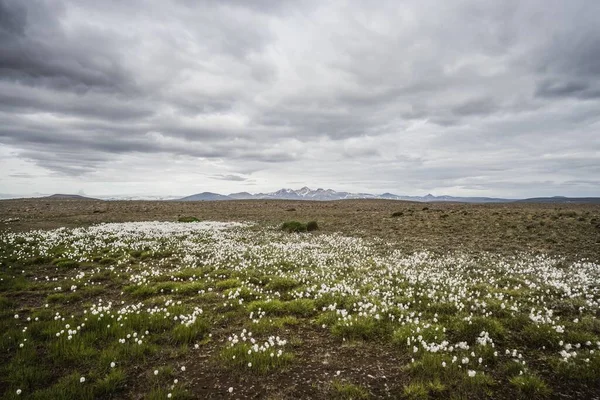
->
xmin=535 ymin=79 xmax=600 ymax=100
xmin=0 ymin=0 xmax=598 ymax=197
xmin=0 ymin=0 xmax=134 ymax=94
xmin=212 ymin=174 xmax=248 ymax=182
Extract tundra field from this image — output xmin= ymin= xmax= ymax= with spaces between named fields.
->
xmin=1 ymin=199 xmax=600 ymax=399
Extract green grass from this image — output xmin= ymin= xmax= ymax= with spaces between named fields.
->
xmin=509 ymin=374 xmax=551 ymax=398
xmin=330 ymin=380 xmax=370 ymax=399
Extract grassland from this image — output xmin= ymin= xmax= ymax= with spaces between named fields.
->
xmin=0 ymin=199 xmax=599 ymax=399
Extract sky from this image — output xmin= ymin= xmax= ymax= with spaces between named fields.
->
xmin=0 ymin=0 xmax=599 ymax=198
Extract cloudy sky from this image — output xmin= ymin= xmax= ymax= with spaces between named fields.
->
xmin=1 ymin=0 xmax=599 ymax=198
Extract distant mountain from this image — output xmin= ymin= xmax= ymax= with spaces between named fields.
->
xmin=228 ymin=192 xmax=254 ymax=200
xmin=43 ymin=194 xmax=100 ymax=201
xmin=177 ymin=187 xmax=519 ymax=202
xmin=1 ymin=189 xmax=597 ymax=203
xmin=178 ymin=192 xmax=232 ymax=201
xmin=98 ymin=195 xmax=182 ymax=201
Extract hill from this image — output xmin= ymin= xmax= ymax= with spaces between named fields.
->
xmin=42 ymin=194 xmax=100 ymax=201
xmin=178 ymin=192 xmax=232 ymax=201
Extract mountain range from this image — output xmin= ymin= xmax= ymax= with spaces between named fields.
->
xmin=177 ymin=187 xmax=600 ymax=203
xmin=2 ymin=188 xmax=598 ymax=203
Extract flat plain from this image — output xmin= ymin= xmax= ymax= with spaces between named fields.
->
xmin=1 ymin=199 xmax=600 ymax=399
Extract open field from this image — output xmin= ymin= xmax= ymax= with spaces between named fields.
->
xmin=1 ymin=199 xmax=600 ymax=260
xmin=1 ymin=199 xmax=600 ymax=399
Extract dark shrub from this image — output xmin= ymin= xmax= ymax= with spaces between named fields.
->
xmin=306 ymin=221 xmax=319 ymax=231
xmin=178 ymin=216 xmax=199 ymax=222
xmin=391 ymin=211 xmax=403 ymax=217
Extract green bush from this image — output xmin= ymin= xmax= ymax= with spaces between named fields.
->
xmin=177 ymin=216 xmax=199 ymax=223
xmin=281 ymin=221 xmax=307 ymax=232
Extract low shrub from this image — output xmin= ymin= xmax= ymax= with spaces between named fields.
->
xmin=281 ymin=221 xmax=307 ymax=232
xmin=306 ymin=221 xmax=319 ymax=231
xmin=177 ymin=216 xmax=199 ymax=223
xmin=281 ymin=221 xmax=319 ymax=232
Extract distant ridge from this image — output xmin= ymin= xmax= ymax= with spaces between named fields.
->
xmin=515 ymin=197 xmax=600 ymax=204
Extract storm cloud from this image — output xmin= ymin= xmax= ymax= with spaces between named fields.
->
xmin=0 ymin=0 xmax=598 ymax=197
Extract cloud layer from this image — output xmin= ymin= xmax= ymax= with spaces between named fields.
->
xmin=1 ymin=0 xmax=599 ymax=197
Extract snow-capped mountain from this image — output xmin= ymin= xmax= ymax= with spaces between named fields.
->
xmin=176 ymin=187 xmax=513 ymax=202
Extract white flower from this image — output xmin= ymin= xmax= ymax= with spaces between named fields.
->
xmin=442 ymin=362 xmax=446 ymax=368
xmin=80 ymin=377 xmax=86 ymax=383
xmin=248 ymin=362 xmax=252 ymax=368
xmin=167 ymin=393 xmax=172 ymax=398
xmin=14 ymin=314 xmax=19 ymax=319
xmin=467 ymin=370 xmax=476 ymax=377
xmin=228 ymin=387 xmax=234 ymax=393
xmin=16 ymin=389 xmax=22 ymax=395
xmin=181 ymin=366 xmax=186 ymax=372
xmin=154 ymin=370 xmax=159 ymax=375
xmin=110 ymin=362 xmax=116 ymax=368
